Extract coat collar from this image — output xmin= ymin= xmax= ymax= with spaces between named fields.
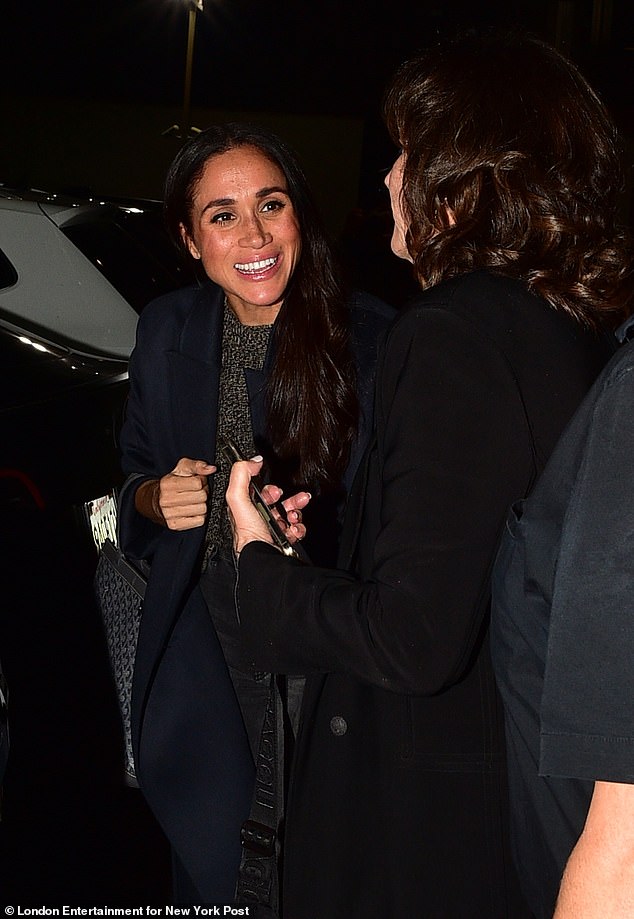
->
xmin=167 ymin=282 xmax=273 ymax=462
xmin=179 ymin=281 xmax=225 ymax=363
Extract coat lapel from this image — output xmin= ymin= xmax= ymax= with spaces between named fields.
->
xmin=167 ymin=284 xmax=224 ymax=463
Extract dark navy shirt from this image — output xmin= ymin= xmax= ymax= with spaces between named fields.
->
xmin=491 ymin=339 xmax=634 ymax=919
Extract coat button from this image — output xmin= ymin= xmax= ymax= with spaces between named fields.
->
xmin=330 ymin=716 xmax=347 ymax=736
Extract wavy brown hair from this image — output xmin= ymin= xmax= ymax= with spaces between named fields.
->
xmin=383 ymin=30 xmax=634 ymax=329
xmin=164 ymin=122 xmax=358 ymax=490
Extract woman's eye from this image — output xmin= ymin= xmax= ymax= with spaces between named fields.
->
xmin=210 ymin=211 xmax=234 ymax=224
xmin=261 ymin=198 xmax=285 ymax=213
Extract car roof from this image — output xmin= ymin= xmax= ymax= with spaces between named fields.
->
xmin=0 ymin=184 xmax=162 ymax=210
xmin=0 ymin=186 xmax=184 ymax=360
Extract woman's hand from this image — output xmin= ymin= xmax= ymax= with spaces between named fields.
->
xmin=226 ymin=456 xmax=310 ymax=556
xmin=135 ymin=457 xmax=215 ymax=530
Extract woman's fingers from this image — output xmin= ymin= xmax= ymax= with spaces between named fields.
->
xmin=282 ymin=491 xmax=311 ymax=542
xmin=260 ymin=483 xmax=284 ymax=505
xmin=259 ymin=486 xmax=311 ymax=540
xmin=282 ymin=491 xmax=311 ymax=514
xmin=158 ymin=457 xmax=215 ymax=529
xmin=284 ymin=495 xmax=310 ymax=530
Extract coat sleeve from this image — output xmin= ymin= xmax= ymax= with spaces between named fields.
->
xmin=236 ymin=306 xmax=535 ymax=694
xmin=117 ymin=308 xmax=168 ymax=561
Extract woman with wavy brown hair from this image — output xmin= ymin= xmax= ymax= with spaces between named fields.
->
xmin=384 ymin=32 xmax=632 ymax=328
xmin=225 ymin=31 xmax=633 ymax=919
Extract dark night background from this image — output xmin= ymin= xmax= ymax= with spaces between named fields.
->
xmin=1 ymin=0 xmax=633 ymax=229
xmin=0 ymin=0 xmax=633 ymax=907
xmin=3 ymin=0 xmax=633 ymax=116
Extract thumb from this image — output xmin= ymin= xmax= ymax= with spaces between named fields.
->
xmin=172 ymin=457 xmax=215 ymax=477
xmin=227 ymin=456 xmax=263 ymax=497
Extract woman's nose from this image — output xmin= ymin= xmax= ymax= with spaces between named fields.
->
xmin=240 ymin=215 xmax=272 ymax=247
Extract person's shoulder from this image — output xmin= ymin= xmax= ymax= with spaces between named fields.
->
xmin=136 ymin=282 xmax=224 ymax=344
xmin=393 ymin=270 xmax=611 ymax=354
xmin=592 ymin=337 xmax=634 ymax=394
xmin=381 ymin=272 xmax=559 ymax=365
xmin=384 ymin=271 xmax=496 ymax=325
xmin=140 ymin=281 xmax=217 ymax=323
xmin=382 ymin=275 xmax=474 ymax=337
xmin=403 ymin=271 xmax=537 ymax=318
xmin=132 ymin=282 xmax=224 ymax=359
xmin=530 ymin=339 xmax=634 ymax=497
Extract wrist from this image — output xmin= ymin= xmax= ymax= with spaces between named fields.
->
xmin=234 ymin=533 xmax=279 ymax=560
xmin=135 ymin=479 xmax=166 ymax=526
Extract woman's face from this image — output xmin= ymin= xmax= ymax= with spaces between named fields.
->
xmin=182 ymin=145 xmax=302 ymax=325
xmin=385 ymin=151 xmax=413 ymax=263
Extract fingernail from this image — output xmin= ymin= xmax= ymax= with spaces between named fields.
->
xmin=251 ymin=455 xmax=263 ymax=462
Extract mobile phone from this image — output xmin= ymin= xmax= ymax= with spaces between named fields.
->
xmin=219 ymin=435 xmax=309 ymax=561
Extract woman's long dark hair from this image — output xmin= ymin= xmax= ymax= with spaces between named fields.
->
xmin=164 ymin=122 xmax=358 ymax=490
xmin=383 ymin=30 xmax=634 ymax=329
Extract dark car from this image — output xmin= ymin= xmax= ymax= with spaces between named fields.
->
xmin=0 ymin=188 xmax=190 ymax=904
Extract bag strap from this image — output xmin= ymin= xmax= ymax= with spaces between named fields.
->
xmin=234 ymin=674 xmax=284 ymax=917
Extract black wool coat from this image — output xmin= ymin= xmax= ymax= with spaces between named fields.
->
xmin=117 ymin=280 xmax=395 ymax=901
xmin=235 ymin=271 xmax=616 ymax=919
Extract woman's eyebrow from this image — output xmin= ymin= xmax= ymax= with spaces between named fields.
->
xmin=200 ymin=196 xmax=234 ymax=215
xmin=200 ymin=186 xmax=289 ymax=216
xmin=256 ymin=186 xmax=289 ymax=198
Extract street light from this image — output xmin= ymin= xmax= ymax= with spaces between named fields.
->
xmin=163 ymin=0 xmax=203 ymax=138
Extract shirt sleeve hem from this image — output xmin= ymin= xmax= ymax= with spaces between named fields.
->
xmin=540 ymin=732 xmax=634 ymax=783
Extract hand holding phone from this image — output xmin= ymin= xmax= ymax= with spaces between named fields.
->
xmin=220 ymin=436 xmax=310 ymax=562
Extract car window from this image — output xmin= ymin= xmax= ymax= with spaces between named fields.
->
xmin=0 ymin=249 xmax=18 ymax=291
xmin=62 ymin=209 xmax=194 ymax=314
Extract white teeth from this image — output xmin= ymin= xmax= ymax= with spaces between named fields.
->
xmin=234 ymin=257 xmax=276 ymax=272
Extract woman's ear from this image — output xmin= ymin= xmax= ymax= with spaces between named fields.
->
xmin=435 ymin=199 xmax=456 ymax=228
xmin=180 ymin=223 xmax=201 ymax=260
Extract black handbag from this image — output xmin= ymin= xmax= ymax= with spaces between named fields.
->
xmin=94 ymin=536 xmax=149 ymax=787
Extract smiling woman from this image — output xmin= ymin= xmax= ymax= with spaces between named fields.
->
xmin=116 ymin=122 xmax=395 ymax=908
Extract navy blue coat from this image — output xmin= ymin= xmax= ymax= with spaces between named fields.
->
xmin=118 ymin=280 xmax=394 ymax=900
